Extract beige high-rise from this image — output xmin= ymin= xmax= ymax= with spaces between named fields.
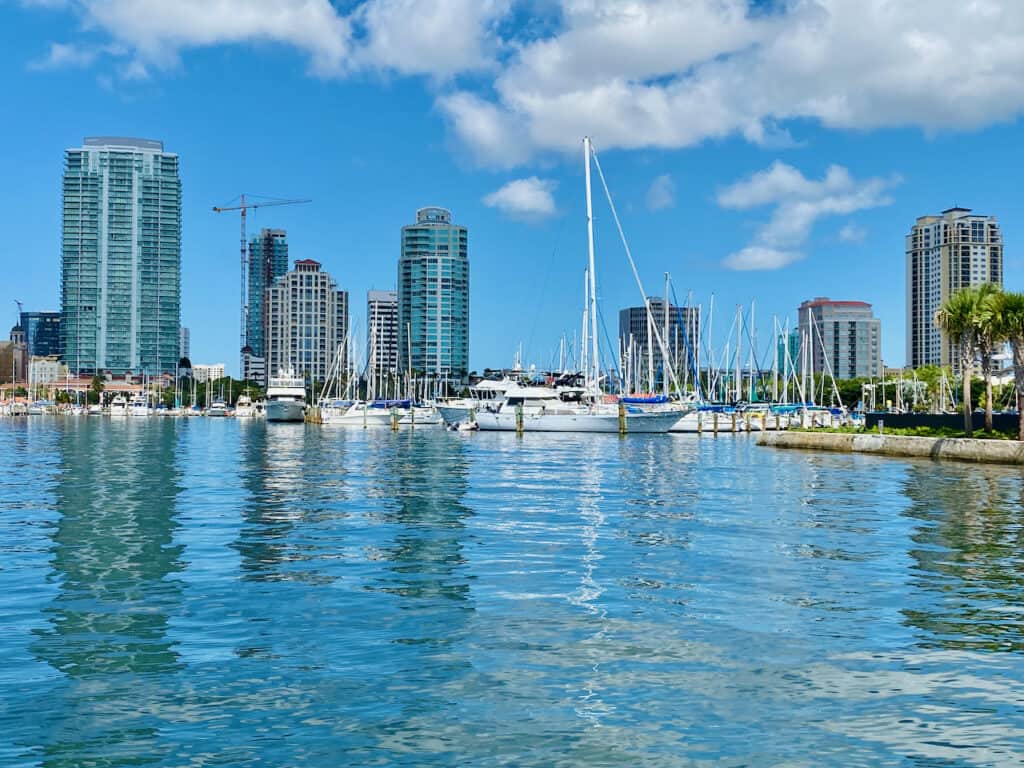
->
xmin=906 ymin=207 xmax=1002 ymax=369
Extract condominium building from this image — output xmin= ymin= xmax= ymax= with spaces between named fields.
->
xmin=179 ymin=326 xmax=190 ymax=361
xmin=618 ymin=300 xmax=700 ymax=388
xmin=367 ymin=290 xmax=399 ymax=377
xmin=245 ymin=228 xmax=289 ymax=383
xmin=797 ymin=298 xmax=882 ymax=380
xmin=266 ymin=260 xmax=348 ymax=384
xmin=61 ymin=137 xmax=181 ymax=375
xmin=20 ymin=311 xmax=62 ymax=359
xmin=906 ymin=207 xmax=1003 ymax=369
xmin=29 ymin=356 xmax=66 ymax=386
xmin=398 ymin=208 xmax=469 ymax=383
xmin=192 ymin=363 xmax=226 ymax=383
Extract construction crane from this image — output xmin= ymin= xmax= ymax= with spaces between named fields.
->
xmin=212 ymin=194 xmax=311 ymax=376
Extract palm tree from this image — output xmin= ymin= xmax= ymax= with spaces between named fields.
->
xmin=935 ymin=286 xmax=986 ymax=437
xmin=993 ymin=291 xmax=1024 ymax=440
xmin=973 ymin=283 xmax=1003 ymax=433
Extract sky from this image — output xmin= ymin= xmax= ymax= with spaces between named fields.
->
xmin=3 ymin=0 xmax=1024 ymax=376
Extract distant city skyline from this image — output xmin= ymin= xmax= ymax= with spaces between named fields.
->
xmin=5 ymin=2 xmax=1023 ymax=374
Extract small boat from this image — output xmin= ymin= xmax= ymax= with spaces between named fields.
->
xmin=234 ymin=393 xmax=257 ymax=418
xmin=206 ymin=399 xmax=230 ymax=418
xmin=129 ymin=393 xmax=153 ymax=417
xmin=108 ymin=395 xmax=129 ymax=417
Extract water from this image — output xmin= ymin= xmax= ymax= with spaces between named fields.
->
xmin=1 ymin=418 xmax=1023 ymax=767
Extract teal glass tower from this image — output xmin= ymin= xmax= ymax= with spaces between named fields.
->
xmin=398 ymin=207 xmax=469 ymax=383
xmin=61 ymin=137 xmax=181 ymax=375
xmin=246 ymin=228 xmax=289 ymax=359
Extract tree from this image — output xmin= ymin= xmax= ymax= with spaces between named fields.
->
xmin=993 ymin=291 xmax=1024 ymax=440
xmin=935 ymin=286 xmax=986 ymax=437
xmin=89 ymin=375 xmax=105 ymax=406
xmin=973 ymin=283 xmax=1003 ymax=432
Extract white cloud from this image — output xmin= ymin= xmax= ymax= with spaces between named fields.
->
xmin=722 ymin=246 xmax=803 ymax=271
xmin=718 ymin=161 xmax=897 ymax=270
xmin=482 ymin=177 xmax=557 ymax=219
xmin=28 ymin=42 xmax=103 ymax=70
xmin=645 ymin=174 xmax=675 ymax=211
xmin=838 ymin=222 xmax=867 ymax=242
xmin=439 ymin=0 xmax=1024 ymax=164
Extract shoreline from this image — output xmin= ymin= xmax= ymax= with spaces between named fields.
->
xmin=757 ymin=430 xmax=1024 ymax=466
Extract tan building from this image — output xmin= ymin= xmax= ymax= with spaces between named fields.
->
xmin=266 ymin=259 xmax=348 ymax=384
xmin=906 ymin=207 xmax=1002 ymax=369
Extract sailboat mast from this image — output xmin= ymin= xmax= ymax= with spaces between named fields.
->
xmin=584 ymin=136 xmax=600 ymax=393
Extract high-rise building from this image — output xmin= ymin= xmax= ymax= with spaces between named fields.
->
xmin=266 ymin=260 xmax=348 ymax=384
xmin=246 ymin=228 xmax=289 ymax=375
xmin=906 ymin=207 xmax=1003 ymax=369
xmin=398 ymin=208 xmax=469 ymax=383
xmin=797 ymin=298 xmax=882 ymax=380
xmin=776 ymin=329 xmax=801 ymax=373
xmin=19 ymin=311 xmax=62 ymax=359
xmin=367 ymin=290 xmax=399 ymax=378
xmin=179 ymin=326 xmax=190 ymax=361
xmin=61 ymin=137 xmax=181 ymax=375
xmin=618 ymin=300 xmax=700 ymax=388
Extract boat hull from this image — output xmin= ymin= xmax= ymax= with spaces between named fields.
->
xmin=437 ymin=405 xmax=473 ymax=426
xmin=266 ymin=400 xmax=306 ymax=422
xmin=475 ymin=409 xmax=682 ymax=433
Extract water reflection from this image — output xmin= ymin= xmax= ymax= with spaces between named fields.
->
xmin=901 ymin=463 xmax=1024 ymax=652
xmin=30 ymin=418 xmax=184 ymax=765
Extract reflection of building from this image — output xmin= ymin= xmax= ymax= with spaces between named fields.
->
xmin=61 ymin=137 xmax=182 ymax=376
xmin=907 ymin=207 xmax=1002 ymax=369
xmin=192 ymin=363 xmax=226 ymax=383
xmin=245 ymin=228 xmax=289 ymax=383
xmin=618 ymin=301 xmax=700 ymax=387
xmin=398 ymin=208 xmax=469 ymax=383
xmin=266 ymin=259 xmax=348 ymax=383
xmin=20 ymin=311 xmax=62 ymax=359
xmin=368 ymin=290 xmax=399 ymax=377
xmin=798 ymin=298 xmax=882 ymax=379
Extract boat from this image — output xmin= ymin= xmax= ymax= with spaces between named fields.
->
xmin=321 ymin=398 xmax=411 ymax=427
xmin=129 ymin=393 xmax=153 ymax=417
xmin=206 ymin=399 xmax=230 ymax=418
xmin=266 ymin=370 xmax=306 ymax=422
xmin=87 ymin=403 xmax=103 ymax=416
xmin=436 ymin=378 xmax=517 ymax=427
xmin=234 ymin=393 xmax=257 ymax=418
xmin=108 ymin=394 xmax=129 ymax=417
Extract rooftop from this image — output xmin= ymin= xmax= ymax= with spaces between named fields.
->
xmin=83 ymin=136 xmax=165 ymax=151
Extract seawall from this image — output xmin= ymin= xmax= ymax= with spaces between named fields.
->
xmin=757 ymin=430 xmax=1024 ymax=466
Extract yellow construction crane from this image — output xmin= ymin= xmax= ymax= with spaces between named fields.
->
xmin=213 ymin=194 xmax=311 ymax=374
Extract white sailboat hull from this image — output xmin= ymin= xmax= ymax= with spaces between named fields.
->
xmin=474 ymin=409 xmax=682 ymax=433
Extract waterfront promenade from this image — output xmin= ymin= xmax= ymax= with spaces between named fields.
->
xmin=2 ymin=418 xmax=1022 ymax=765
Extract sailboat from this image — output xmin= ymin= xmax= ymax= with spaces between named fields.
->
xmin=474 ymin=137 xmax=682 ymax=434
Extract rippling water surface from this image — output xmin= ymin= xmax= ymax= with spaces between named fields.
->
xmin=2 ymin=417 xmax=1023 ymax=766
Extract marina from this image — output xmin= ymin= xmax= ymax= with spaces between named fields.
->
xmin=2 ymin=417 xmax=1023 ymax=765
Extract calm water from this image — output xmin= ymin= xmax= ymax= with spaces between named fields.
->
xmin=1 ymin=418 xmax=1023 ymax=766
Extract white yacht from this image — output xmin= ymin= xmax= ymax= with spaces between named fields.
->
xmin=206 ymin=400 xmax=230 ymax=418
xmin=266 ymin=370 xmax=307 ymax=422
xmin=129 ymin=393 xmax=153 ymax=417
xmin=108 ymin=394 xmax=129 ymax=417
xmin=321 ymin=399 xmax=411 ymax=427
xmin=436 ymin=378 xmax=516 ymax=427
xmin=234 ymin=393 xmax=257 ymax=418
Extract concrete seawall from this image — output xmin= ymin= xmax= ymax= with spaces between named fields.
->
xmin=757 ymin=430 xmax=1024 ymax=466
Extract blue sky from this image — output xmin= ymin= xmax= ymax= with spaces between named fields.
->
xmin=4 ymin=0 xmax=1024 ymax=375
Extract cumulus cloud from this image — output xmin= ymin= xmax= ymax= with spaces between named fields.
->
xmin=645 ymin=174 xmax=675 ymax=211
xmin=718 ymin=161 xmax=897 ymax=270
xmin=838 ymin=222 xmax=868 ymax=242
xmin=482 ymin=177 xmax=557 ymax=219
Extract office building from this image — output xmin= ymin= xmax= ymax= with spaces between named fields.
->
xmin=367 ymin=290 xmax=399 ymax=377
xmin=20 ymin=311 xmax=62 ymax=359
xmin=618 ymin=300 xmax=700 ymax=388
xmin=245 ymin=228 xmax=289 ymax=383
xmin=266 ymin=259 xmax=348 ymax=384
xmin=61 ymin=136 xmax=181 ymax=375
xmin=906 ymin=207 xmax=1002 ymax=369
xmin=398 ymin=208 xmax=469 ymax=383
xmin=192 ymin=363 xmax=226 ymax=383
xmin=179 ymin=327 xmax=190 ymax=361
xmin=797 ymin=298 xmax=882 ymax=380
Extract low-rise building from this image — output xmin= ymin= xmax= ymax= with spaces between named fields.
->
xmin=192 ymin=363 xmax=226 ymax=383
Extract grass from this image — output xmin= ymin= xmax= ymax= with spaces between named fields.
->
xmin=795 ymin=424 xmax=1019 ymax=440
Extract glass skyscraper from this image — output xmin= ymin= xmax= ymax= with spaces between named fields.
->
xmin=20 ymin=311 xmax=62 ymax=359
xmin=61 ymin=137 xmax=181 ymax=375
xmin=247 ymin=228 xmax=289 ymax=359
xmin=397 ymin=207 xmax=469 ymax=383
